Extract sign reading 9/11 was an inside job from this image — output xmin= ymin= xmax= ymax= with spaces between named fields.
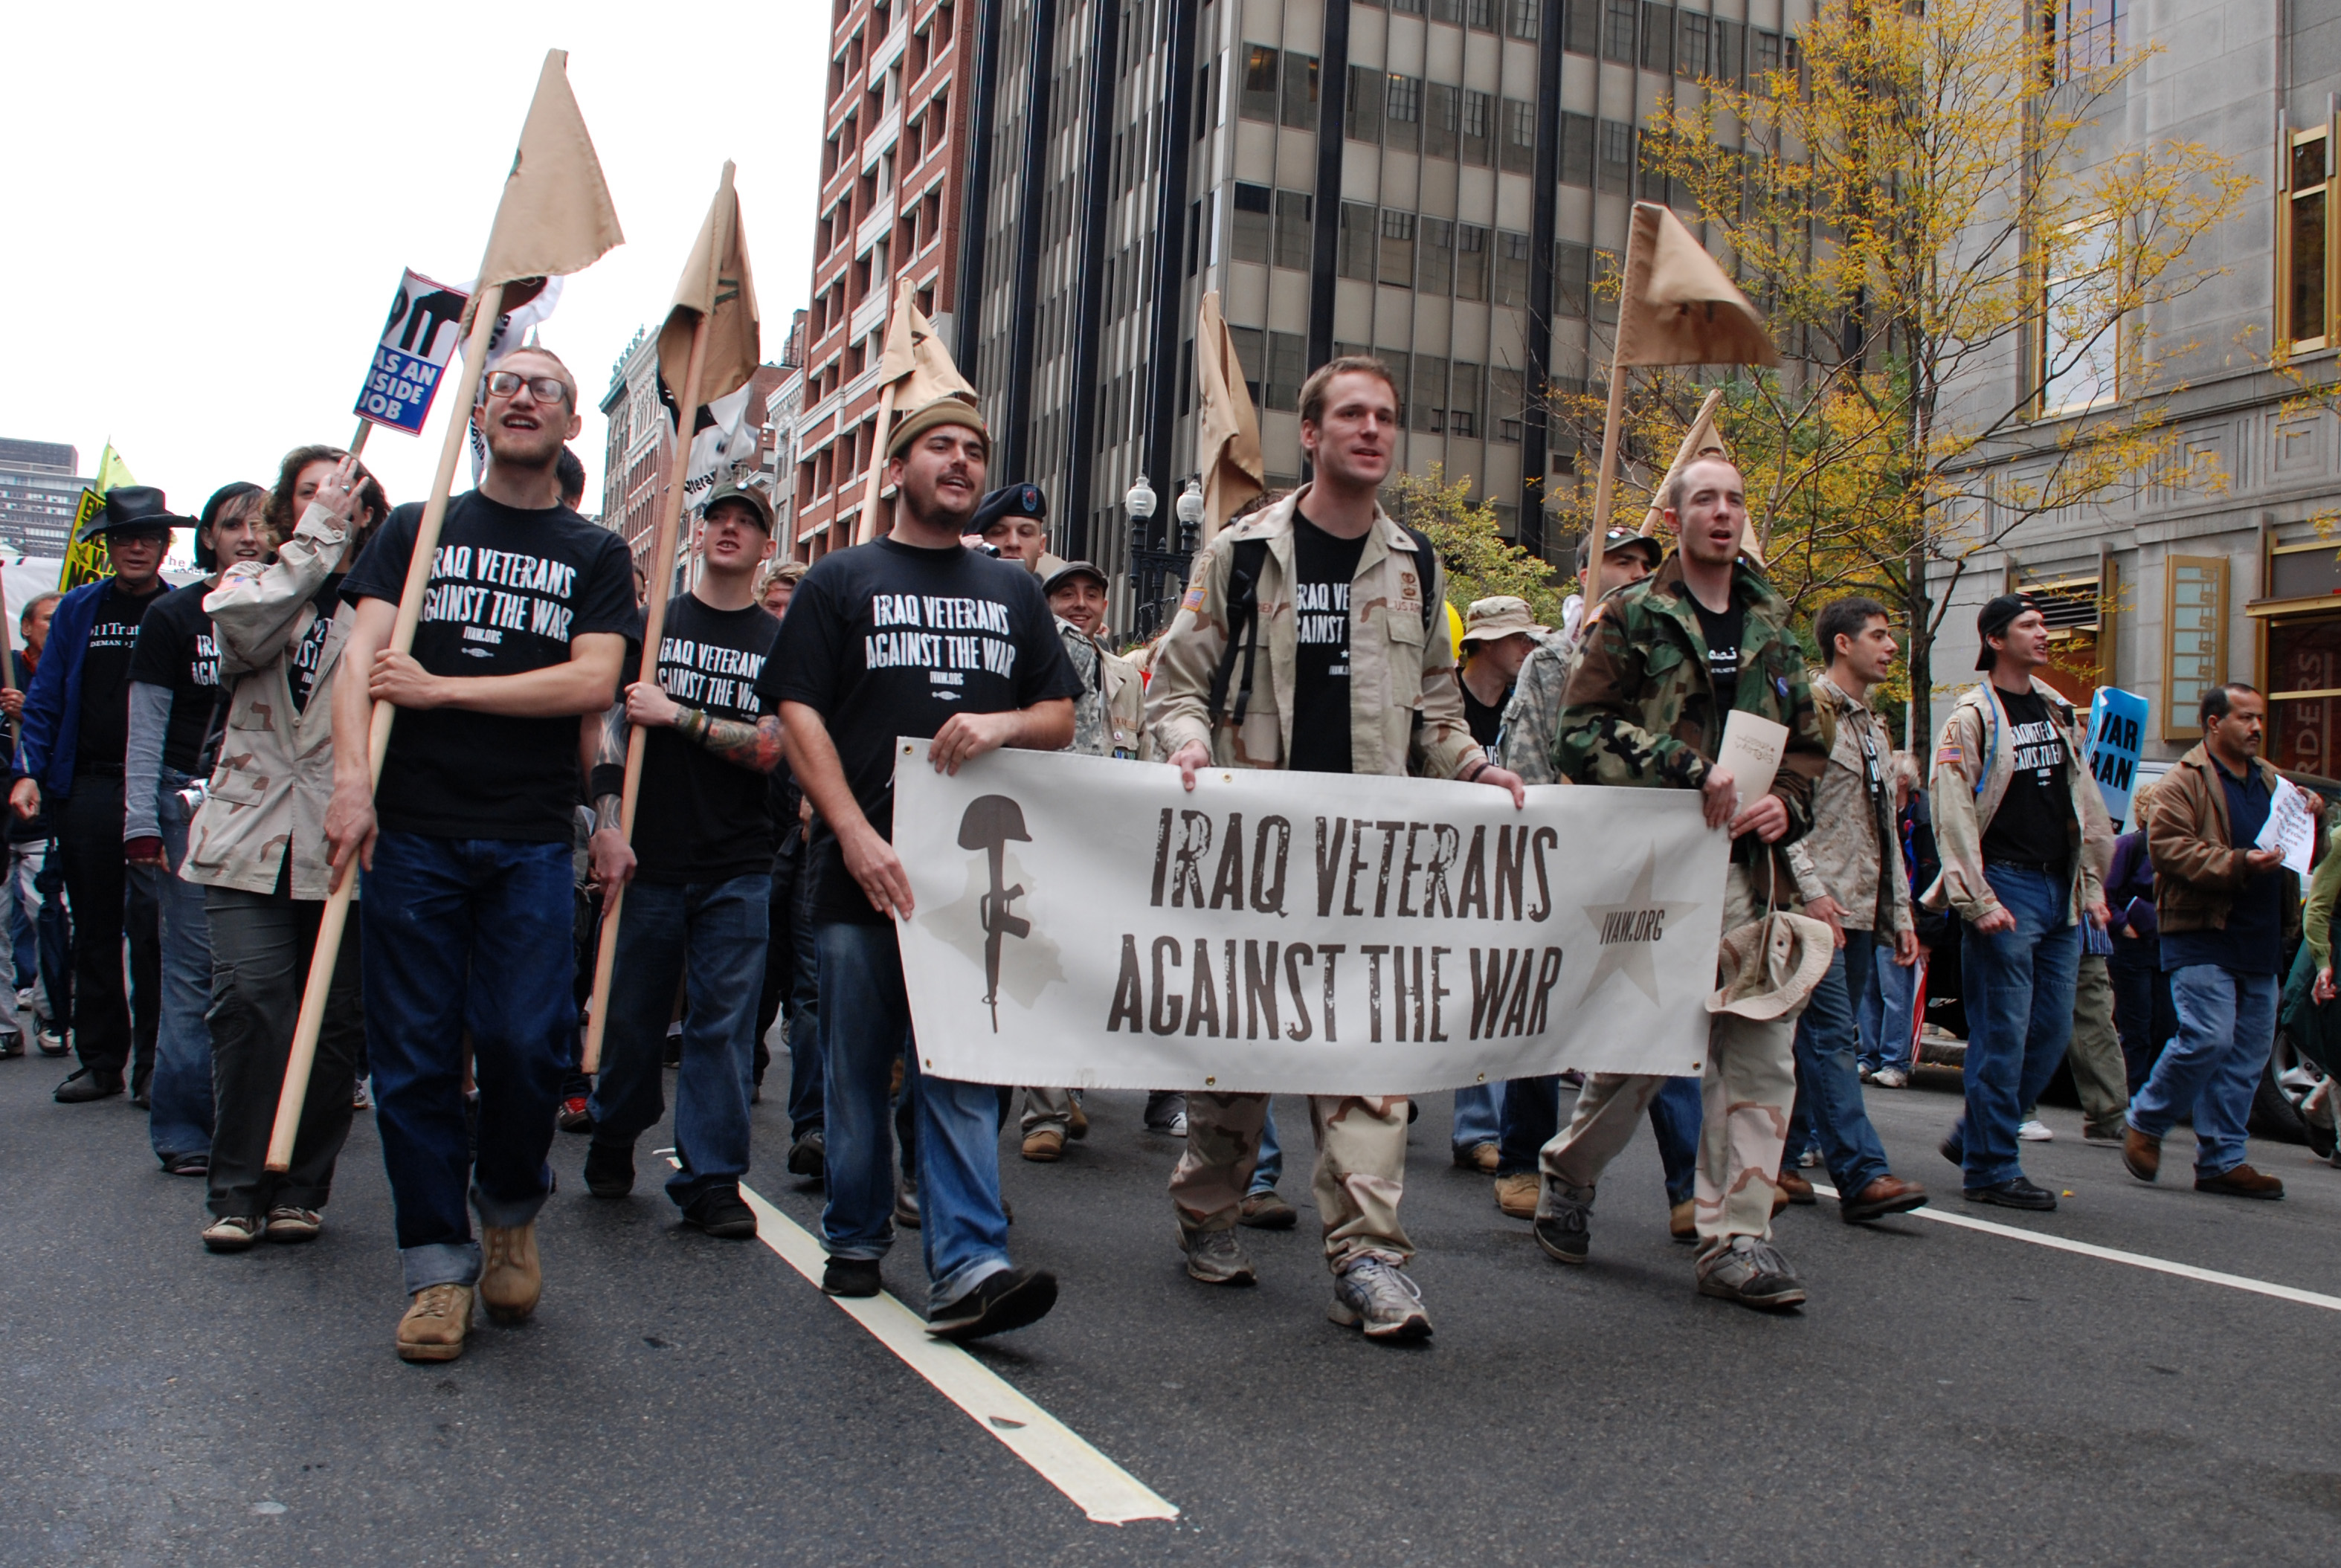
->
xmin=891 ymin=743 xmax=1731 ymax=1095
xmin=354 ymin=269 xmax=471 ymax=436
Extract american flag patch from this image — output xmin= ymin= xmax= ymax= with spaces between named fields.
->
xmin=1182 ymin=585 xmax=1205 ymax=611
xmin=1936 ymin=742 xmax=1962 ymax=767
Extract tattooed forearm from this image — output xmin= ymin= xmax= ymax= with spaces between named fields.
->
xmin=681 ymin=710 xmax=785 ymax=774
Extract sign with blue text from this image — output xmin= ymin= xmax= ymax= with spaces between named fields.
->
xmin=2086 ymin=685 xmax=2150 ymax=825
xmin=353 ymin=269 xmax=471 ymax=436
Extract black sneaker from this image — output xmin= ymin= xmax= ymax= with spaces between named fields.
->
xmin=584 ymin=1140 xmax=634 ymax=1198
xmin=787 ymin=1129 xmax=825 ymax=1178
xmin=54 ymin=1068 xmax=123 ymax=1103
xmin=822 ymin=1256 xmax=882 ymax=1297
xmin=926 ymin=1266 xmax=1058 ymax=1341
xmin=682 ymin=1186 xmax=757 ymax=1239
xmin=1938 ymin=1132 xmax=1963 ymax=1169
xmin=1965 ymin=1178 xmax=2056 ymax=1211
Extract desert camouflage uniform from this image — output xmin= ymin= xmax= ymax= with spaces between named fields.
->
xmin=1149 ymin=486 xmax=1480 ymax=1271
xmin=1541 ymin=552 xmax=1830 ymax=1251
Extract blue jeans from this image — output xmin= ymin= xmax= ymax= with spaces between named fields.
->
xmin=1951 ymin=865 xmax=2080 ymax=1190
xmin=817 ymin=920 xmax=1011 ymax=1309
xmin=2131 ymin=964 xmax=2279 ymax=1179
xmin=1787 ymin=940 xmax=1892 ymax=1196
xmin=144 ymin=769 xmax=215 ymax=1161
xmin=9 ymin=843 xmax=36 ymax=991
xmin=1858 ymin=941 xmax=1919 ymax=1073
xmin=1497 ymin=1071 xmax=1698 ymax=1204
xmin=1452 ymin=1083 xmax=1504 ymax=1151
xmin=589 ymin=874 xmax=768 ymax=1207
xmin=1249 ymin=1100 xmax=1284 ymax=1196
xmin=361 ymin=833 xmax=576 ymax=1295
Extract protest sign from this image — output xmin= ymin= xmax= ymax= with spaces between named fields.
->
xmin=355 ymin=269 xmax=470 ymax=436
xmin=2257 ymin=776 xmax=2318 ymax=875
xmin=892 ymin=744 xmax=1730 ymax=1094
xmin=2085 ymin=686 xmax=2149 ymax=824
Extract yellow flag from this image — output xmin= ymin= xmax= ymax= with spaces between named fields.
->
xmin=658 ymin=162 xmax=760 ymax=407
xmin=1614 ymin=202 xmax=1777 ymax=369
xmin=60 ymin=443 xmax=137 ymax=588
xmin=875 ymin=288 xmax=975 ymax=408
xmin=91 ymin=443 xmax=138 ymax=494
xmin=474 ymin=51 xmax=625 ymax=297
xmin=1194 ymin=291 xmax=1263 ymax=543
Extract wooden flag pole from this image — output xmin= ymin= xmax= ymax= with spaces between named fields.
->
xmin=349 ymin=420 xmax=373 ymax=458
xmin=854 ymin=380 xmax=898 ymax=545
xmin=1587 ymin=334 xmax=1632 ymax=563
xmin=579 ymin=309 xmax=711 ymax=1075
xmin=265 ymin=282 xmax=509 ymax=1172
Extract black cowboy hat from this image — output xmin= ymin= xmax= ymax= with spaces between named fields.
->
xmin=81 ymin=485 xmax=192 ymax=542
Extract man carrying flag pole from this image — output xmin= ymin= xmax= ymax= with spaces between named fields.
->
xmin=309 ymin=50 xmax=628 ymax=1363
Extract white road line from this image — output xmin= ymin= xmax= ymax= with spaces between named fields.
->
xmin=732 ymin=1181 xmax=1179 ymax=1525
xmin=1812 ymin=1182 xmax=2341 ymax=1312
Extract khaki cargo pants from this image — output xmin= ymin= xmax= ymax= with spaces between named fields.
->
xmin=1538 ymin=863 xmax=1796 ymax=1248
xmin=1169 ymin=1093 xmax=1411 ymax=1271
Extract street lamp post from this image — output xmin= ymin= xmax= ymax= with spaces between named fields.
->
xmin=1126 ymin=474 xmax=1202 ymax=642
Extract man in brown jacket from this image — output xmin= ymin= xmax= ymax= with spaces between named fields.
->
xmin=2125 ymin=683 xmax=2310 ymax=1199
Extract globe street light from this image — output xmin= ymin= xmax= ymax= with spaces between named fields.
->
xmin=1175 ymin=478 xmax=1204 ymax=554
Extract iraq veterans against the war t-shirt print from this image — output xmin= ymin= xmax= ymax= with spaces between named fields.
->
xmin=420 ymin=541 xmax=585 ymax=656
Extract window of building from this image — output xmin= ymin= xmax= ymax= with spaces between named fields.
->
xmin=1677 ymin=11 xmax=1710 ymax=78
xmin=2163 ymin=555 xmax=2228 ymax=741
xmin=1430 ymin=0 xmax=1464 ymax=22
xmin=1388 ymin=0 xmax=1424 ymax=13
xmin=1461 ymin=90 xmax=1493 ymax=167
xmin=1506 ymin=0 xmax=1539 ymax=40
xmin=2041 ymin=1 xmax=2120 ymax=83
xmin=1716 ymin=19 xmax=1744 ymax=82
xmin=1281 ymin=51 xmax=1319 ymax=130
xmin=1340 ymin=202 xmax=1379 ymax=280
xmin=1554 ymin=241 xmax=1591 ymax=317
xmin=1594 ymin=248 xmax=1623 ymax=323
xmin=2039 ymin=213 xmax=2119 ymax=416
xmin=1469 ymin=0 xmax=1498 ymax=30
xmin=1420 ymin=218 xmax=1455 ymax=295
xmin=1565 ymin=0 xmax=1598 ymax=54
xmin=1240 ymin=46 xmax=1278 ymax=121
xmin=1752 ymin=29 xmax=1783 ymax=80
xmin=1231 ymin=182 xmax=1273 ymax=264
xmin=1385 ymin=75 xmax=1423 ymax=153
xmin=1598 ymin=120 xmax=1635 ymax=194
xmin=1379 ymin=349 xmax=1414 ymax=424
xmin=1494 ymin=230 xmax=1531 ymax=306
xmin=1603 ymin=0 xmax=1638 ymax=62
xmin=1228 ymin=323 xmax=1267 ymax=407
xmin=1642 ymin=3 xmax=1674 ymax=71
xmin=2267 ymin=613 xmax=2341 ymax=775
xmin=1454 ymin=224 xmax=1490 ymax=300
xmin=1425 ymin=83 xmax=1460 ymax=161
xmin=1501 ymin=98 xmax=1536 ymax=174
xmin=1275 ymin=190 xmax=1314 ymax=269
xmin=1347 ymin=65 xmax=1385 ymax=143
xmin=1490 ymin=367 xmax=1524 ymax=442
xmin=1380 ymin=209 xmax=1417 ymax=288
xmin=1561 ymin=112 xmax=1594 ymax=187
xmin=1266 ymin=331 xmax=1308 ymax=412
xmin=2282 ymin=129 xmax=2332 ymax=352
xmin=1411 ymin=355 xmax=1449 ymax=433
xmin=1449 ymin=362 xmax=1482 ymax=438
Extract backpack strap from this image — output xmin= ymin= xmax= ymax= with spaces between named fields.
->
xmin=1205 ymin=538 xmax=1271 ymax=728
xmin=1403 ymin=526 xmax=1440 ymax=636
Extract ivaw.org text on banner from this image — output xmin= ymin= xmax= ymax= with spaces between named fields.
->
xmin=891 ymin=743 xmax=1730 ymax=1094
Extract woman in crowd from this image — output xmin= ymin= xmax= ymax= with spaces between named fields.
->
xmin=183 ymin=448 xmax=384 ymax=1251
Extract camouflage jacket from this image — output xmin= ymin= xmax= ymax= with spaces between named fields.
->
xmin=1057 ymin=617 xmax=1146 ymax=759
xmin=1554 ymin=553 xmax=1826 ymax=849
xmin=1783 ymin=671 xmax=1912 ymax=935
xmin=1149 ymin=485 xmax=1480 ymax=779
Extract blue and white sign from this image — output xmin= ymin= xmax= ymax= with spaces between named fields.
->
xmin=353 ymin=269 xmax=470 ymax=436
xmin=2086 ymin=685 xmax=2151 ymax=825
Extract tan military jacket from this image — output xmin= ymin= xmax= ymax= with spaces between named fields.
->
xmin=1925 ymin=677 xmax=2112 ymax=925
xmin=1785 ymin=671 xmax=1913 ymax=936
xmin=1148 ymin=485 xmax=1480 ymax=780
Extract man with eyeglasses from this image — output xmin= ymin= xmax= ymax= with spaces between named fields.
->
xmin=327 ymin=348 xmax=637 ymax=1362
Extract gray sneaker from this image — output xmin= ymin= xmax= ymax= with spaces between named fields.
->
xmin=1694 ymin=1235 xmax=1808 ymax=1311
xmin=1532 ymin=1181 xmax=1595 ymax=1265
xmin=1327 ymin=1256 xmax=1432 ymax=1340
xmin=1181 ymin=1226 xmax=1258 ymax=1285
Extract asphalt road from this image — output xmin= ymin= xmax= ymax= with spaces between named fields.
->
xmin=4 ymin=1050 xmax=2340 ymax=1567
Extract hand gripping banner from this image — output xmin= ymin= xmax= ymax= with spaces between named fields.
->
xmin=891 ymin=743 xmax=1731 ymax=1094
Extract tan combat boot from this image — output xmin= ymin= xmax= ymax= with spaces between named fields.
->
xmin=397 ymin=1284 xmax=474 ymax=1361
xmin=1492 ymin=1171 xmax=1538 ymax=1220
xmin=478 ymin=1222 xmax=542 ymax=1325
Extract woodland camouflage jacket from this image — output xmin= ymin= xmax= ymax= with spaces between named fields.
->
xmin=1147 ymin=485 xmax=1481 ymax=780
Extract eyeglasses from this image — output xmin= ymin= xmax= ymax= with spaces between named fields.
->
xmin=484 ymin=370 xmax=572 ymax=404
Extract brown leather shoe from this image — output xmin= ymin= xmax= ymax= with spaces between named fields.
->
xmin=1493 ymin=1171 xmax=1538 ymax=1220
xmin=1840 ymin=1173 xmax=1929 ymax=1225
xmin=396 ymin=1284 xmax=474 ymax=1361
xmin=478 ymin=1222 xmax=541 ymax=1325
xmin=2122 ymin=1125 xmax=2160 ymax=1184
xmin=1669 ymin=1198 xmax=1697 ymax=1243
xmin=1777 ymin=1168 xmax=1816 ymax=1205
xmin=1453 ymin=1140 xmax=1501 ymax=1173
xmin=2196 ymin=1162 xmax=2284 ymax=1200
xmin=1020 ymin=1128 xmax=1066 ymax=1162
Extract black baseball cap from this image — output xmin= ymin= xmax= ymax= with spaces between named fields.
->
xmin=1974 ymin=593 xmax=2040 ymax=670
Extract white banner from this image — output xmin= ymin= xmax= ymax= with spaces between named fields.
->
xmin=891 ymin=743 xmax=1732 ymax=1094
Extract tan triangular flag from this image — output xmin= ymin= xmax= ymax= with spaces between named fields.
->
xmin=659 ymin=162 xmax=760 ymax=406
xmin=1614 ymin=203 xmax=1777 ymax=369
xmin=1195 ymin=291 xmax=1263 ymax=542
xmin=877 ymin=289 xmax=976 ymax=407
xmin=475 ymin=51 xmax=625 ymax=293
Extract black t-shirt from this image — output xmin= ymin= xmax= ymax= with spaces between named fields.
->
xmin=76 ymin=578 xmax=167 ymax=777
xmin=1979 ymin=686 xmax=2073 ymax=868
xmin=287 ymin=575 xmax=345 ymax=714
xmin=128 ymin=581 xmax=222 ymax=772
xmin=1694 ymin=597 xmax=1748 ymax=714
xmin=616 ymin=595 xmax=783 ymax=886
xmin=1287 ymin=512 xmax=1369 ymax=774
xmin=769 ymin=536 xmax=1079 ymax=923
xmin=1462 ymin=680 xmax=1507 ymax=749
xmin=341 ymin=493 xmax=636 ymax=842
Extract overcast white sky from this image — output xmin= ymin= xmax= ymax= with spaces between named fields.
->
xmin=1 ymin=1 xmax=830 ymax=523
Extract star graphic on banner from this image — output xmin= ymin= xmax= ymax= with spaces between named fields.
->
xmin=1580 ymin=849 xmax=1706 ymax=1006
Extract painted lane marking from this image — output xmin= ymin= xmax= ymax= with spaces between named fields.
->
xmin=1812 ymin=1181 xmax=2341 ymax=1312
